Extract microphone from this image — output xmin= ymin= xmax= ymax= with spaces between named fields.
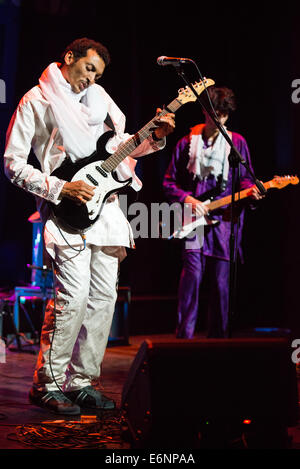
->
xmin=157 ymin=56 xmax=193 ymax=66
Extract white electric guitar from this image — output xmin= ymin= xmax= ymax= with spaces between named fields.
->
xmin=50 ymin=78 xmax=215 ymax=231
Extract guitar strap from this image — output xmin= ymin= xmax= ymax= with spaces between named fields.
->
xmin=104 ymin=113 xmax=116 ymax=133
xmin=220 ymin=176 xmax=228 ymax=193
xmin=197 ymin=174 xmax=227 ymax=202
xmin=218 ymin=173 xmax=228 ymax=193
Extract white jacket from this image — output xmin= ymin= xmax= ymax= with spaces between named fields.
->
xmin=4 ymin=82 xmax=164 ymax=258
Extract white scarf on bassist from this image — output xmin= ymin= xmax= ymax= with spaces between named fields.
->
xmin=187 ymin=124 xmax=231 ymax=182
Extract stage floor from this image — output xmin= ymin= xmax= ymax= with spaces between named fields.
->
xmin=0 ymin=334 xmax=299 ymax=450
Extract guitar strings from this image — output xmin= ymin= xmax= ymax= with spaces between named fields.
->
xmin=101 ymin=101 xmax=180 ymax=173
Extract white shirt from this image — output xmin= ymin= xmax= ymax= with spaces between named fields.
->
xmin=4 ymin=82 xmax=164 ymax=259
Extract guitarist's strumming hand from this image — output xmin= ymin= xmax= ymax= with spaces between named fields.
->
xmin=60 ymin=180 xmax=95 ymax=205
xmin=184 ymin=195 xmax=209 ymax=217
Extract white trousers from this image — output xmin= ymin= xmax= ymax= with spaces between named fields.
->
xmin=33 ymin=244 xmax=119 ymax=392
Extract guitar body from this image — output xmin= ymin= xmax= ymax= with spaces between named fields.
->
xmin=50 ymin=131 xmax=132 ymax=231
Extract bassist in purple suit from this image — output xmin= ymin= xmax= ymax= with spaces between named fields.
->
xmin=163 ymin=87 xmax=262 ymax=339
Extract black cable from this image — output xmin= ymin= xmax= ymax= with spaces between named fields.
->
xmin=52 ymin=212 xmax=87 ymax=253
xmin=10 ymin=411 xmax=126 ymax=449
xmin=47 ymin=260 xmax=65 ymax=395
xmin=47 ymin=213 xmax=86 ymax=395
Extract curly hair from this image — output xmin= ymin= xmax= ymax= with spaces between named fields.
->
xmin=206 ymin=86 xmax=237 ymax=114
xmin=61 ymin=37 xmax=111 ymax=66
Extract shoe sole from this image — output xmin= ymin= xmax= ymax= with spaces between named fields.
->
xmin=29 ymin=394 xmax=81 ymax=415
xmin=65 ymin=390 xmax=116 ymax=411
xmin=77 ymin=403 xmax=116 ymax=411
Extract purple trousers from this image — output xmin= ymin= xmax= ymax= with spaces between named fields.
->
xmin=176 ymin=250 xmax=230 ymax=338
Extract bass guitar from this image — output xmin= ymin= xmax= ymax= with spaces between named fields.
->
xmin=171 ymin=175 xmax=299 ymax=239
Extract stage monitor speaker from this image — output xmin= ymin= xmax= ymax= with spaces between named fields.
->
xmin=121 ymin=338 xmax=299 ymax=448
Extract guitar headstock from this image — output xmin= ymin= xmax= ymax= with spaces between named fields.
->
xmin=177 ymin=78 xmax=215 ymax=105
xmin=270 ymin=175 xmax=299 ymax=189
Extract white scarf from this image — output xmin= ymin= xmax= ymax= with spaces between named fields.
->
xmin=187 ymin=124 xmax=231 ymax=182
xmin=39 ymin=62 xmax=108 ymax=160
xmin=39 ymin=62 xmax=143 ymax=191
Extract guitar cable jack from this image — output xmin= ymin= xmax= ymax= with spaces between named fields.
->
xmin=80 ymin=233 xmax=87 ymax=249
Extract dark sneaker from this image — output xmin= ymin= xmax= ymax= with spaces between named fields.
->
xmin=65 ymin=386 xmax=115 ymax=410
xmin=29 ymin=388 xmax=81 ymax=415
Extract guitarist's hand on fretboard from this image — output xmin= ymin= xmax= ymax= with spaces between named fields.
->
xmin=153 ymin=108 xmax=176 ymax=140
xmin=248 ymin=182 xmax=266 ymax=201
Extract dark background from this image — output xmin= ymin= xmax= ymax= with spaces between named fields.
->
xmin=0 ymin=1 xmax=299 ymax=337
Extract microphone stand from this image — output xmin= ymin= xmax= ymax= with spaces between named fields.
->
xmin=173 ymin=64 xmax=266 ymax=337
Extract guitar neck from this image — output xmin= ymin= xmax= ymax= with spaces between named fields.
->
xmin=207 ymin=180 xmax=272 ymax=211
xmin=101 ymin=98 xmax=182 ymax=173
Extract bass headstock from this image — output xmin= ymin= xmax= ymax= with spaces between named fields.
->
xmin=269 ymin=175 xmax=299 ymax=189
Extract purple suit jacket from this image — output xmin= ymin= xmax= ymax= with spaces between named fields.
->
xmin=163 ymin=127 xmax=255 ymax=260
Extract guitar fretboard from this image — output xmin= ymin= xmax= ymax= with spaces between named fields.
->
xmin=207 ymin=180 xmax=272 ymax=211
xmin=101 ymin=99 xmax=182 ymax=173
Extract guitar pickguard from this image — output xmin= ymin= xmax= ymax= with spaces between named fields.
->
xmin=50 ymin=132 xmax=132 ymax=231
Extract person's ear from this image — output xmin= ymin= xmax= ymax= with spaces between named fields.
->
xmin=64 ymin=50 xmax=74 ymax=65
